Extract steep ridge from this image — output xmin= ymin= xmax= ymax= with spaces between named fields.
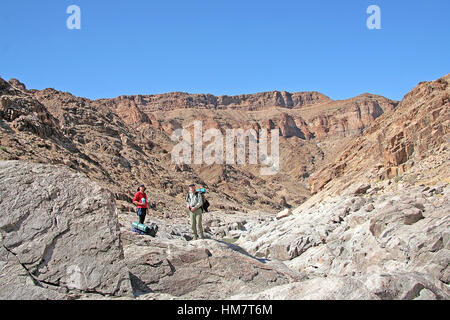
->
xmin=310 ymin=74 xmax=449 ymax=196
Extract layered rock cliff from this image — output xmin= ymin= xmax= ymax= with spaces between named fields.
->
xmin=310 ymin=74 xmax=449 ymax=195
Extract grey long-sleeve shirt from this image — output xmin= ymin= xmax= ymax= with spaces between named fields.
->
xmin=186 ymin=192 xmax=203 ymax=210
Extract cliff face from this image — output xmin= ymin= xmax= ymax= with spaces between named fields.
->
xmin=0 ymin=79 xmax=59 ymax=139
xmin=305 ymin=94 xmax=397 ymax=139
xmin=96 ymin=90 xmax=331 ymax=112
xmin=93 ymin=89 xmax=397 ymax=142
xmin=310 ymin=74 xmax=450 ymax=195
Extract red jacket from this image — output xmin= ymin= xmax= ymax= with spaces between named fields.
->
xmin=133 ymin=191 xmax=148 ymax=209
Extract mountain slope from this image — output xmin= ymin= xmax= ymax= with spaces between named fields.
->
xmin=1 ymin=77 xmax=398 ymax=215
xmin=310 ymin=74 xmax=450 ymax=196
xmin=231 ymin=74 xmax=450 ymax=300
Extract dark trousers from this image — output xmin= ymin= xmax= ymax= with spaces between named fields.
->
xmin=137 ymin=208 xmax=147 ymax=224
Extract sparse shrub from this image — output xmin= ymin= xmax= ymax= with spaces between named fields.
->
xmin=403 ymin=174 xmax=417 ymax=185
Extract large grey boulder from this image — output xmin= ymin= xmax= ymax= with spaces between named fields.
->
xmin=236 ymin=183 xmax=450 ymax=299
xmin=229 ymin=275 xmax=379 ymax=300
xmin=229 ymin=272 xmax=449 ymax=300
xmin=0 ymin=240 xmax=67 ymax=300
xmin=0 ymin=161 xmax=132 ymax=299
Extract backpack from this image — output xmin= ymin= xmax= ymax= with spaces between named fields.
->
xmin=197 ymin=189 xmax=210 ymax=213
xmin=132 ymin=222 xmax=158 ymax=237
xmin=146 ymin=223 xmax=159 ymax=237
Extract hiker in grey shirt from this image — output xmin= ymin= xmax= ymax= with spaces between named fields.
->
xmin=186 ymin=183 xmax=204 ymax=240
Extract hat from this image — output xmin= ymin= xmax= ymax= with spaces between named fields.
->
xmin=137 ymin=184 xmax=146 ymax=191
xmin=189 ymin=183 xmax=195 ymax=187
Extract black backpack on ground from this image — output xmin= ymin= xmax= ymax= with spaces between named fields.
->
xmin=147 ymin=223 xmax=159 ymax=237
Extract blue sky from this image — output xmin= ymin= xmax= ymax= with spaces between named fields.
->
xmin=1 ymin=0 xmax=449 ymax=101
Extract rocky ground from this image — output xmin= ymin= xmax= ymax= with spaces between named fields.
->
xmin=0 ymin=160 xmax=297 ymax=300
xmin=1 ymin=159 xmax=448 ymax=300
xmin=233 ymin=183 xmax=449 ymax=299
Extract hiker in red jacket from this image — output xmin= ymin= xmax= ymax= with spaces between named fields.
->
xmin=133 ymin=184 xmax=148 ymax=224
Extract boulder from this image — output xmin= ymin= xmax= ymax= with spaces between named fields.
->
xmin=345 ymin=183 xmax=371 ymax=196
xmin=237 ymin=183 xmax=450 ymax=299
xmin=276 ymin=208 xmax=292 ymax=220
xmin=0 ymin=161 xmax=133 ymax=299
xmin=229 ymin=276 xmax=379 ymax=300
xmin=123 ymin=237 xmax=295 ymax=299
xmin=230 ymin=272 xmax=449 ymax=300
